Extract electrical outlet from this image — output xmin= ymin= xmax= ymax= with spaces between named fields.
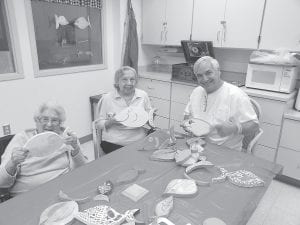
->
xmin=2 ymin=124 xmax=11 ymax=136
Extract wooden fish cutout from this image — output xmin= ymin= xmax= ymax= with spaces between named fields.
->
xmin=175 ymin=149 xmax=191 ymax=165
xmin=75 ymin=205 xmax=139 ymax=225
xmin=74 ymin=16 xmax=91 ymax=29
xmin=150 ymin=148 xmax=175 ymax=162
xmin=93 ymin=194 xmax=110 ymax=202
xmin=115 ymin=167 xmax=145 ymax=186
xmin=227 ymin=170 xmax=265 ymax=187
xmin=163 ymin=179 xmax=197 ymax=197
xmin=54 ymin=14 xmax=69 ymax=29
xmin=39 ymin=201 xmax=78 ymax=225
xmin=155 ymin=196 xmax=174 ymax=217
xmin=58 ymin=190 xmax=90 ymax=203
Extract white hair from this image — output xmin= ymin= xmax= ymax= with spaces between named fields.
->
xmin=34 ymin=101 xmax=66 ymax=122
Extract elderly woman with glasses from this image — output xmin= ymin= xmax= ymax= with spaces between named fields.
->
xmin=0 ymin=101 xmax=87 ymax=197
xmin=96 ymin=66 xmax=153 ymax=154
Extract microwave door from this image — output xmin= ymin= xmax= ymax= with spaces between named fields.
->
xmin=246 ymin=67 xmax=282 ymax=91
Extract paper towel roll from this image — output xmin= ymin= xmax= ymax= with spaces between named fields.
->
xmin=295 ymin=89 xmax=300 ymax=111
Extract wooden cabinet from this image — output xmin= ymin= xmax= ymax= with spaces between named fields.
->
xmin=277 ymin=114 xmax=300 ymax=181
xmin=243 ymin=87 xmax=296 ymax=162
xmin=142 ymin=0 xmax=193 ymax=45
xmin=137 ymin=77 xmax=171 ymax=129
xmin=192 ymin=0 xmax=264 ymax=48
xmin=260 ymin=0 xmax=300 ymax=51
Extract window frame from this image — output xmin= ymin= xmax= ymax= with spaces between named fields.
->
xmin=0 ymin=0 xmax=24 ymax=81
xmin=24 ymin=0 xmax=107 ymax=77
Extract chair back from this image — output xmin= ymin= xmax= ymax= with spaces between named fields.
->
xmin=242 ymin=98 xmax=263 ymax=153
xmin=0 ymin=134 xmax=14 ymax=203
xmin=92 ymin=94 xmax=106 ymax=159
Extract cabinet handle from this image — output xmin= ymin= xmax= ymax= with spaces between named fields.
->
xmin=217 ymin=31 xmax=220 ymax=42
xmin=160 ymin=30 xmax=163 ymax=42
xmin=164 ymin=30 xmax=168 ymax=42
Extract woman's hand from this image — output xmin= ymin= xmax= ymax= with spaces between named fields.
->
xmin=180 ymin=119 xmax=193 ymax=135
xmin=11 ymin=147 xmax=29 ymax=166
xmin=64 ymin=131 xmax=80 ymax=150
xmin=104 ymin=113 xmax=122 ymax=129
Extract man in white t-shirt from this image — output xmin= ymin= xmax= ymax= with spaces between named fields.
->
xmin=182 ymin=56 xmax=259 ymax=151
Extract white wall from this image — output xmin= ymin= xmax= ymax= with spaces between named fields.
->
xmin=0 ymin=0 xmax=123 ymax=138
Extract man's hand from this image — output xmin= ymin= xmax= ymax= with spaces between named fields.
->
xmin=214 ymin=117 xmax=240 ymax=137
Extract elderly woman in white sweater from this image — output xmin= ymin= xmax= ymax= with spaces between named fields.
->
xmin=0 ymin=101 xmax=87 ymax=197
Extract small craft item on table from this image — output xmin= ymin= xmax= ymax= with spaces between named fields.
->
xmin=163 ymin=179 xmax=197 ymax=197
xmin=148 ymin=108 xmax=158 ymax=128
xmin=203 ymin=217 xmax=226 ymax=225
xmin=122 ymin=184 xmax=149 ymax=202
xmin=150 ymin=217 xmax=176 ymax=225
xmin=150 ymin=148 xmax=176 ymax=162
xmin=75 ymin=205 xmax=140 ymax=225
xmin=39 ymin=200 xmax=78 ymax=225
xmin=94 ymin=181 xmax=114 ymax=202
xmin=184 ymin=164 xmax=265 ymax=188
xmin=183 ymin=118 xmax=211 ymax=137
xmin=155 ymin=196 xmax=174 ymax=218
xmin=140 ymin=129 xmax=174 ymax=151
xmin=115 ymin=106 xmax=149 ymax=128
xmin=24 ymin=131 xmax=64 ymax=157
xmin=114 ymin=167 xmax=145 ymax=186
xmin=184 ymin=162 xmax=226 ymax=186
xmin=175 ymin=149 xmax=192 ymax=165
xmin=226 ymin=170 xmax=265 ymax=187
xmin=58 ymin=190 xmax=90 ymax=204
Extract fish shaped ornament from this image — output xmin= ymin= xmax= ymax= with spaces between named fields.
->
xmin=163 ymin=179 xmax=197 ymax=197
xmin=74 ymin=16 xmax=91 ymax=29
xmin=227 ymin=170 xmax=265 ymax=188
xmin=114 ymin=167 xmax=145 ymax=186
xmin=140 ymin=129 xmax=172 ymax=151
xmin=75 ymin=205 xmax=139 ymax=225
xmin=155 ymin=196 xmax=174 ymax=218
xmin=150 ymin=148 xmax=176 ymax=162
xmin=39 ymin=201 xmax=78 ymax=225
xmin=55 ymin=14 xmax=69 ymax=29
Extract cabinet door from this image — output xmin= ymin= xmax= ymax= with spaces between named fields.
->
xmin=137 ymin=78 xmax=171 ymax=100
xmin=253 ymin=144 xmax=276 ymax=162
xmin=142 ymin=0 xmax=166 ymax=45
xmin=223 ymin=0 xmax=264 ymax=48
xmin=192 ymin=0 xmax=226 ymax=47
xmin=260 ymin=0 xmax=300 ymax=51
xmin=277 ymin=147 xmax=300 ymax=180
xmin=164 ymin=0 xmax=193 ymax=45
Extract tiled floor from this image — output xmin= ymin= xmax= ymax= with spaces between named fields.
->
xmin=81 ymin=141 xmax=300 ymax=225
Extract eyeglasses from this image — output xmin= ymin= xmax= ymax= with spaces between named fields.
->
xmin=39 ymin=117 xmax=61 ymax=125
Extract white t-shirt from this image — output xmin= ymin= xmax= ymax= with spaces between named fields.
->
xmin=184 ymin=82 xmax=258 ymax=150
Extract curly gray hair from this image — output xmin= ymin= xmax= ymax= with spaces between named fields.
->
xmin=34 ymin=101 xmax=66 ymax=123
xmin=193 ymin=56 xmax=220 ymax=74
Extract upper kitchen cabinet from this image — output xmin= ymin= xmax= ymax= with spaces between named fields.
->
xmin=142 ymin=0 xmax=193 ymax=45
xmin=192 ymin=0 xmax=265 ymax=49
xmin=259 ymin=0 xmax=300 ymax=51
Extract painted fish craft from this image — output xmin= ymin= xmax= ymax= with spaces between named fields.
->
xmin=55 ymin=14 xmax=69 ymax=29
xmin=74 ymin=16 xmax=91 ymax=29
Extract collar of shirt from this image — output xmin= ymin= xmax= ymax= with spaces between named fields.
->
xmin=112 ymin=89 xmax=142 ymax=102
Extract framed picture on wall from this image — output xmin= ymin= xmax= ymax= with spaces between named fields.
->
xmin=0 ymin=0 xmax=23 ymax=81
xmin=25 ymin=0 xmax=107 ymax=77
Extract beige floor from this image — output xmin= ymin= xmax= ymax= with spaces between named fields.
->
xmin=81 ymin=141 xmax=300 ymax=225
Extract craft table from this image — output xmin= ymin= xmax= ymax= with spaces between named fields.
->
xmin=0 ymin=130 xmax=282 ymax=225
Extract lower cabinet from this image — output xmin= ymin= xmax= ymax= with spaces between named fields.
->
xmin=253 ymin=144 xmax=276 ymax=162
xmin=276 ymin=115 xmax=300 ymax=181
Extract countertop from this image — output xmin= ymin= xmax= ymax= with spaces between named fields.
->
xmin=284 ymin=109 xmax=300 ymax=121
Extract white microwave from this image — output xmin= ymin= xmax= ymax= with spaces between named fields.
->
xmin=245 ymin=63 xmax=298 ymax=93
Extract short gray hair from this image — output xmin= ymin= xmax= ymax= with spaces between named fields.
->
xmin=193 ymin=56 xmax=220 ymax=74
xmin=34 ymin=101 xmax=66 ymax=123
xmin=114 ymin=66 xmax=138 ymax=90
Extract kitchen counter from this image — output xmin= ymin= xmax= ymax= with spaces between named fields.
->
xmin=284 ymin=109 xmax=300 ymax=121
xmin=240 ymin=87 xmax=297 ymax=102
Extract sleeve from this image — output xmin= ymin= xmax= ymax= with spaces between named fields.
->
xmin=97 ymin=93 xmax=109 ymax=130
xmin=231 ymin=92 xmax=258 ymax=124
xmin=143 ymin=92 xmax=153 ymax=112
xmin=0 ymin=133 xmax=27 ymax=188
